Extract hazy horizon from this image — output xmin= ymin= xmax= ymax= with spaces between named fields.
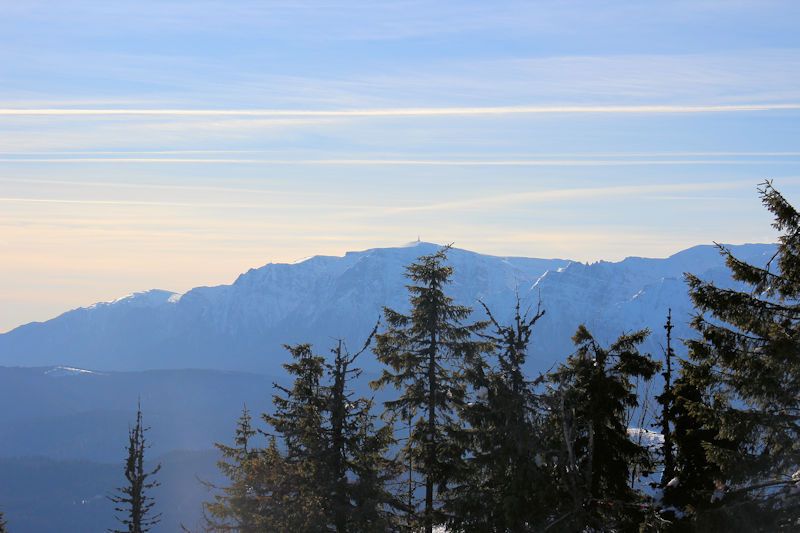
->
xmin=0 ymin=238 xmax=778 ymax=333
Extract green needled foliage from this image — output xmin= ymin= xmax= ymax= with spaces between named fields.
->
xmin=444 ymin=298 xmax=552 ymax=532
xmin=207 ymin=332 xmax=399 ymax=532
xmin=371 ymin=246 xmax=488 ymax=533
xmin=547 ymin=326 xmax=659 ymax=531
xmin=324 ymin=335 xmax=402 ymax=532
xmin=680 ymin=181 xmax=800 ymax=529
xmin=665 ymin=358 xmax=734 ymax=527
xmin=263 ymin=343 xmax=331 ymax=531
xmin=655 ymin=310 xmax=677 ymax=491
xmin=203 ymin=405 xmax=261 ymax=532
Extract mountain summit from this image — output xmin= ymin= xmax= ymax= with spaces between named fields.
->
xmin=0 ymin=242 xmax=775 ymax=374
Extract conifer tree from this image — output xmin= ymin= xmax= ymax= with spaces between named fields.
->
xmin=244 ymin=436 xmax=298 ymax=532
xmin=665 ymin=358 xmax=731 ymax=524
xmin=254 ymin=337 xmax=399 ymax=532
xmin=109 ymin=403 xmax=161 ymax=533
xmin=655 ymin=309 xmax=677 ymax=490
xmin=444 ymin=298 xmax=550 ymax=531
xmin=262 ymin=343 xmax=329 ymax=531
xmin=547 ymin=326 xmax=659 ymax=531
xmin=683 ymin=180 xmax=800 ymax=528
xmin=0 ymin=509 xmax=7 ymax=533
xmin=204 ymin=405 xmax=259 ymax=532
xmin=372 ymin=246 xmax=486 ymax=532
xmin=325 ymin=335 xmax=401 ymax=532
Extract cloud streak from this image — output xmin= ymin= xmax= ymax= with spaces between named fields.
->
xmin=0 ymin=197 xmax=272 ymax=209
xmin=1 ymin=103 xmax=799 ymax=118
xmin=0 ymin=158 xmax=796 ymax=166
xmin=0 ymin=196 xmax=376 ymax=211
xmin=379 ymin=180 xmax=754 ymax=215
xmin=0 ymin=180 xmax=756 ymax=214
xmin=2 ymin=150 xmax=799 ymax=156
xmin=0 ymin=177 xmax=280 ymax=195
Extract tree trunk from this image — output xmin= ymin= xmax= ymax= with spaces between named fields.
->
xmin=661 ymin=310 xmax=675 ymax=486
xmin=425 ymin=329 xmax=437 ymax=533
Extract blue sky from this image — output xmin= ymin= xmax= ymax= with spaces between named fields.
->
xmin=2 ymin=0 xmax=800 ymax=331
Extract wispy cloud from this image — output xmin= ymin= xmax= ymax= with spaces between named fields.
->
xmin=3 ymin=150 xmax=799 ymax=157
xmin=0 ymin=197 xmax=270 ymax=209
xmin=2 ymin=103 xmax=799 ymax=117
xmin=0 ymin=196 xmax=376 ymax=211
xmin=0 ymin=149 xmax=267 ymax=155
xmin=0 ymin=157 xmax=795 ymax=166
xmin=379 ymin=180 xmax=753 ymax=215
xmin=0 ymin=177 xmax=280 ymax=195
xmin=0 ymin=179 xmax=754 ymax=215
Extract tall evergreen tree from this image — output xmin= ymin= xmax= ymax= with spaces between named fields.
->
xmin=325 ymin=335 xmax=401 ymax=532
xmin=249 ymin=337 xmax=399 ymax=532
xmin=0 ymin=509 xmax=7 ymax=533
xmin=245 ymin=436 xmax=299 ymax=532
xmin=109 ymin=403 xmax=161 ymax=533
xmin=328 ymin=339 xmax=354 ymax=531
xmin=656 ymin=309 xmax=677 ymax=490
xmin=444 ymin=298 xmax=551 ymax=532
xmin=683 ymin=180 xmax=800 ymax=528
xmin=204 ymin=405 xmax=259 ymax=532
xmin=665 ymin=358 xmax=732 ymax=525
xmin=547 ymin=326 xmax=659 ymax=531
xmin=372 ymin=246 xmax=486 ymax=532
xmin=262 ymin=343 xmax=329 ymax=531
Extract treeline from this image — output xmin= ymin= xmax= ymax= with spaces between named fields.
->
xmin=196 ymin=182 xmax=800 ymax=532
xmin=3 ymin=181 xmax=797 ymax=533
xmin=200 ymin=247 xmax=664 ymax=532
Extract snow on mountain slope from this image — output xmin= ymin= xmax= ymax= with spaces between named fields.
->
xmin=0 ymin=242 xmax=775 ymax=374
xmin=525 ymin=243 xmax=775 ymax=367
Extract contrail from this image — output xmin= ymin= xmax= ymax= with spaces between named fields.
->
xmin=1 ymin=103 xmax=799 ymax=117
xmin=1 ymin=150 xmax=799 ymax=157
xmin=0 ymin=158 xmax=796 ymax=166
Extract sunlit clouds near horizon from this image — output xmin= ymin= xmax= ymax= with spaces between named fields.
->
xmin=1 ymin=0 xmax=800 ymax=331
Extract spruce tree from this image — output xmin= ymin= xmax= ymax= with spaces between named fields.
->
xmin=683 ymin=181 xmax=800 ymax=528
xmin=444 ymin=298 xmax=550 ymax=532
xmin=371 ymin=246 xmax=486 ymax=532
xmin=666 ymin=358 xmax=732 ymax=524
xmin=328 ymin=339 xmax=352 ymax=531
xmin=547 ymin=326 xmax=659 ymax=531
xmin=204 ymin=405 xmax=259 ymax=532
xmin=0 ymin=509 xmax=7 ymax=533
xmin=256 ymin=337 xmax=399 ymax=532
xmin=262 ymin=343 xmax=329 ymax=531
xmin=656 ymin=309 xmax=677 ymax=490
xmin=245 ymin=436 xmax=298 ymax=532
xmin=109 ymin=403 xmax=161 ymax=533
xmin=325 ymin=335 xmax=401 ymax=532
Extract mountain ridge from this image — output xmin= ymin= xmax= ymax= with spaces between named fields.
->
xmin=0 ymin=241 xmax=776 ymax=374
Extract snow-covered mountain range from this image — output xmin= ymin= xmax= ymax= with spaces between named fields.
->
xmin=0 ymin=241 xmax=776 ymax=374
